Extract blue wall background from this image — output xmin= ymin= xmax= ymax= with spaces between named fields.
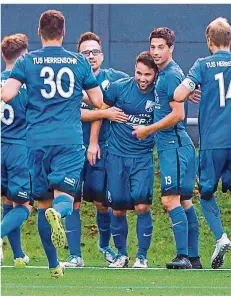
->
xmin=1 ymin=4 xmax=231 ymax=144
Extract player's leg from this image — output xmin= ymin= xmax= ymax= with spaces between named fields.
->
xmin=199 ymin=149 xmax=231 ymax=268
xmin=1 ymin=144 xmax=31 ymax=267
xmin=221 ymin=169 xmax=231 ymax=193
xmin=28 ymin=146 xmax=62 ymax=277
xmin=131 ymin=157 xmax=154 ymax=268
xmin=46 ymin=145 xmax=85 ymax=250
xmin=158 ymin=148 xmax=191 ymax=269
xmin=179 ymin=145 xmax=202 ymax=269
xmin=107 ymin=154 xmax=130 ymax=268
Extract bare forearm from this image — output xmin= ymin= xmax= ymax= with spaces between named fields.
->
xmin=81 ymin=109 xmax=107 ymax=122
xmin=1 ymin=78 xmax=22 ymax=102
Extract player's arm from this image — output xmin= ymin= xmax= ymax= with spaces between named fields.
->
xmin=81 ymin=107 xmax=128 ymax=122
xmin=87 ymin=102 xmax=109 ymax=166
xmin=1 ymin=78 xmax=22 ymax=102
xmin=133 ymin=101 xmax=184 ymax=140
xmin=85 ymin=86 xmax=103 ymax=109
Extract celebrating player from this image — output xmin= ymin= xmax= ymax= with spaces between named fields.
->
xmin=174 ymin=17 xmax=231 ymax=269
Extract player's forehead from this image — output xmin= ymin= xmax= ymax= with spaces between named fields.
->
xmin=150 ymin=38 xmax=167 ymax=47
xmin=136 ymin=62 xmax=154 ymax=74
xmin=79 ymin=40 xmax=101 ymax=52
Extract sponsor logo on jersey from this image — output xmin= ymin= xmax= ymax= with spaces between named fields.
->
xmin=145 ymin=100 xmax=155 ymax=112
xmin=64 ymin=177 xmax=76 ymax=187
xmin=101 ymin=80 xmax=110 ymax=91
xmin=126 ymin=113 xmax=153 ymax=127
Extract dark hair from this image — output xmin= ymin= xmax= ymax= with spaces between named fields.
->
xmin=136 ymin=51 xmax=158 ymax=72
xmin=77 ymin=32 xmax=102 ymax=52
xmin=149 ymin=27 xmax=175 ymax=47
xmin=206 ymin=17 xmax=231 ymax=47
xmin=1 ymin=33 xmax=28 ymax=61
xmin=39 ymin=10 xmax=65 ymax=40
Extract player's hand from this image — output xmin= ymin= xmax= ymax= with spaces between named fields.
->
xmin=132 ymin=125 xmax=150 ymax=140
xmin=188 ymin=88 xmax=201 ymax=104
xmin=104 ymin=107 xmax=128 ymax=123
xmin=87 ymin=143 xmax=101 ymax=166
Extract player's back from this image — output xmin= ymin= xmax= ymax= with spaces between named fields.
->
xmin=194 ymin=51 xmax=231 ymax=149
xmin=10 ymin=46 xmax=97 ymax=147
xmin=1 ymin=70 xmax=27 ymax=145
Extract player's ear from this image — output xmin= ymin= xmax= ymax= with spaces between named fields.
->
xmin=62 ymin=28 xmax=66 ymax=37
xmin=38 ymin=28 xmax=41 ymax=37
xmin=169 ymin=45 xmax=174 ymax=54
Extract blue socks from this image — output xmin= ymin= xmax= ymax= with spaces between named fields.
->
xmin=52 ymin=195 xmax=73 ymax=218
xmin=97 ymin=210 xmax=111 ymax=249
xmin=200 ymin=195 xmax=224 ymax=240
xmin=2 ymin=204 xmax=25 ymax=259
xmin=1 ymin=205 xmax=30 ymax=239
xmin=185 ymin=206 xmax=199 ymax=257
xmin=111 ymin=213 xmax=128 ymax=256
xmin=136 ymin=211 xmax=153 ymax=258
xmin=37 ymin=208 xmax=59 ymax=268
xmin=65 ymin=209 xmax=82 ymax=257
xmin=169 ymin=206 xmax=188 ymax=256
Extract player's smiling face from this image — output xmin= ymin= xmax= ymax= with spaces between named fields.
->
xmin=79 ymin=40 xmax=104 ymax=73
xmin=135 ymin=62 xmax=156 ymax=92
xmin=150 ymin=38 xmax=174 ymax=70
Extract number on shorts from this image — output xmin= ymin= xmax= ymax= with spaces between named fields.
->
xmin=165 ymin=176 xmax=172 ymax=185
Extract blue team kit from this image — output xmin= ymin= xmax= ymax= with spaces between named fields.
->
xmin=10 ymin=47 xmax=98 ymax=199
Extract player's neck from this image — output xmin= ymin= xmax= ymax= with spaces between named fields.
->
xmin=42 ymin=39 xmax=63 ymax=47
xmin=158 ymin=56 xmax=172 ymax=71
xmin=94 ymin=68 xmax=101 ymax=76
xmin=212 ymin=46 xmax=230 ymax=54
xmin=5 ymin=63 xmax=14 ymax=71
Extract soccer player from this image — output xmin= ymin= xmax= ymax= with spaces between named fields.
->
xmin=1 ymin=33 xmax=31 ymax=268
xmin=64 ymin=32 xmax=129 ymax=267
xmin=1 ymin=10 xmax=103 ymax=278
xmin=90 ymin=51 xmax=157 ymax=268
xmin=133 ymin=28 xmax=201 ymax=269
xmin=174 ymin=17 xmax=231 ymax=269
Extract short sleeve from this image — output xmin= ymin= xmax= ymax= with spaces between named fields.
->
xmin=103 ymin=80 xmax=121 ymax=107
xmin=187 ymin=59 xmax=202 ymax=85
xmin=10 ymin=55 xmax=27 ymax=84
xmin=81 ymin=55 xmax=98 ymax=90
xmin=166 ymin=73 xmax=183 ymax=102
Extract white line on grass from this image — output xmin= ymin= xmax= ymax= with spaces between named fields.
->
xmin=2 ymin=285 xmax=231 ymax=290
xmin=1 ymin=265 xmax=231 ymax=271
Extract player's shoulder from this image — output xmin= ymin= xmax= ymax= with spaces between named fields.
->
xmin=165 ymin=62 xmax=184 ymax=80
xmin=103 ymin=68 xmax=129 ymax=80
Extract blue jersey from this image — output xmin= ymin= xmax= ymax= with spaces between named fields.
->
xmin=1 ymin=70 xmax=27 ymax=145
xmin=81 ymin=68 xmax=128 ymax=147
xmin=10 ymin=46 xmax=98 ymax=147
xmin=154 ymin=60 xmax=192 ymax=151
xmin=104 ymin=77 xmax=155 ymax=157
xmin=186 ymin=51 xmax=231 ymax=150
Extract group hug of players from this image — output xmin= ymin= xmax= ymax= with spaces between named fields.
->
xmin=1 ymin=10 xmax=231 ymax=278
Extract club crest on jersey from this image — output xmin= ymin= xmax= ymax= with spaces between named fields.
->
xmin=145 ymin=100 xmax=155 ymax=112
xmin=101 ymin=80 xmax=110 ymax=91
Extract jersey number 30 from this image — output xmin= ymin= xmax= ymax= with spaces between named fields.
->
xmin=215 ymin=72 xmax=231 ymax=107
xmin=40 ymin=66 xmax=75 ymax=99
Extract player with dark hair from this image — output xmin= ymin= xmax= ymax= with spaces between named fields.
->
xmin=1 ymin=10 xmax=103 ymax=278
xmin=1 ymin=33 xmax=31 ymax=268
xmin=174 ymin=17 xmax=231 ymax=269
xmin=89 ymin=51 xmax=157 ymax=268
xmin=134 ymin=27 xmax=201 ymax=269
xmin=63 ymin=32 xmax=129 ymax=268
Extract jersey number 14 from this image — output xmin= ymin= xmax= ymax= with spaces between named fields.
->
xmin=215 ymin=72 xmax=231 ymax=107
xmin=40 ymin=66 xmax=75 ymax=99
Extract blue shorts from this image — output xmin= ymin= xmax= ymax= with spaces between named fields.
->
xmin=158 ymin=145 xmax=196 ymax=200
xmin=1 ymin=143 xmax=31 ymax=204
xmin=75 ymin=148 xmax=107 ymax=203
xmin=106 ymin=153 xmax=154 ymax=210
xmin=199 ymin=148 xmax=231 ymax=198
xmin=28 ymin=145 xmax=85 ymax=200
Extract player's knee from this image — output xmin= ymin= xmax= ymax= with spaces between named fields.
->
xmin=161 ymin=195 xmax=181 ymax=211
xmin=73 ymin=201 xmax=81 ymax=210
xmin=38 ymin=198 xmax=53 ymax=209
xmin=180 ymin=199 xmax=193 ymax=210
xmin=134 ymin=204 xmax=150 ymax=214
xmin=94 ymin=201 xmax=109 ymax=213
xmin=2 ymin=196 xmax=13 ymax=205
xmin=113 ymin=209 xmax=127 ymax=216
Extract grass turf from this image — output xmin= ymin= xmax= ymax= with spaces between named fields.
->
xmin=2 ymin=267 xmax=231 ymax=296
